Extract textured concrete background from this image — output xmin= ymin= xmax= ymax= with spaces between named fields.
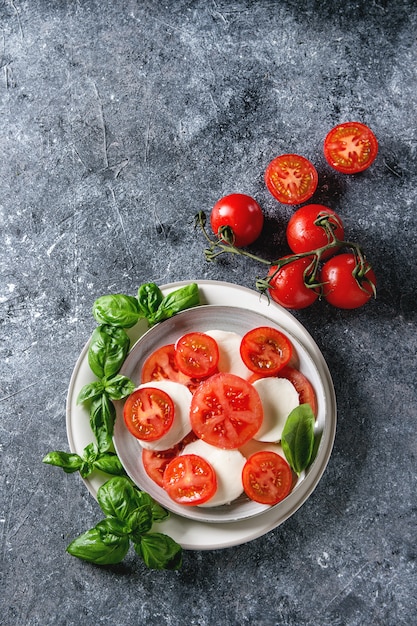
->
xmin=1 ymin=1 xmax=416 ymax=625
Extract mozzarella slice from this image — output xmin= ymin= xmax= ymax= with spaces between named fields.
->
xmin=135 ymin=380 xmax=192 ymax=451
xmin=181 ymin=438 xmax=246 ymax=507
xmin=204 ymin=329 xmax=253 ymax=379
xmin=252 ymin=377 xmax=299 ymax=442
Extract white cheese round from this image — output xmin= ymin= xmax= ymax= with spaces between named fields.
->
xmin=253 ymin=377 xmax=299 ymax=442
xmin=204 ymin=329 xmax=253 ymax=379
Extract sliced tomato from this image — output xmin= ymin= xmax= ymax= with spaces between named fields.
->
xmin=142 ymin=445 xmax=181 ymax=487
xmin=323 ymin=122 xmax=378 ymax=174
xmin=123 ymin=387 xmax=174 ymax=441
xmin=240 ymin=326 xmax=293 ymax=376
xmin=141 ymin=343 xmax=201 ymax=392
xmin=190 ymin=372 xmax=263 ymax=449
xmin=265 ymin=154 xmax=318 ymax=205
xmin=242 ymin=451 xmax=293 ymax=505
xmin=163 ymin=454 xmax=217 ymax=505
xmin=277 ymin=366 xmax=318 ymax=417
xmin=175 ymin=332 xmax=219 ymax=379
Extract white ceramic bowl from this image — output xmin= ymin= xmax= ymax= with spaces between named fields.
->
xmin=113 ymin=304 xmax=332 ymax=524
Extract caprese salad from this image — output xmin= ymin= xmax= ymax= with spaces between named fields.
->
xmin=122 ymin=326 xmax=317 ymax=509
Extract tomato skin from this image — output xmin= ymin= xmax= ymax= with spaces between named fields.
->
xmin=123 ymin=387 xmax=174 ymax=441
xmin=242 ymin=451 xmax=293 ymax=505
xmin=240 ymin=326 xmax=293 ymax=374
xmin=175 ymin=332 xmax=219 ymax=379
xmin=323 ymin=122 xmax=378 ymax=174
xmin=286 ymin=204 xmax=345 ymax=259
xmin=320 ymin=252 xmax=377 ymax=309
xmin=190 ymin=372 xmax=263 ymax=449
xmin=141 ymin=343 xmax=203 ymax=392
xmin=265 ymin=154 xmax=318 ymax=205
xmin=277 ymin=366 xmax=318 ymax=417
xmin=142 ymin=445 xmax=181 ymax=487
xmin=210 ymin=193 xmax=264 ymax=247
xmin=267 ymin=257 xmax=320 ymax=310
xmin=163 ymin=454 xmax=217 ymax=505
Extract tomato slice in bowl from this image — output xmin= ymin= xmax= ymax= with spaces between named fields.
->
xmin=142 ymin=445 xmax=181 ymax=487
xmin=175 ymin=332 xmax=219 ymax=379
xmin=240 ymin=326 xmax=293 ymax=376
xmin=163 ymin=454 xmax=217 ymax=505
xmin=242 ymin=451 xmax=293 ymax=505
xmin=323 ymin=121 xmax=378 ymax=174
xmin=190 ymin=372 xmax=263 ymax=449
xmin=277 ymin=366 xmax=318 ymax=417
xmin=123 ymin=387 xmax=175 ymax=441
xmin=141 ymin=343 xmax=202 ymax=392
xmin=265 ymin=154 xmax=318 ymax=205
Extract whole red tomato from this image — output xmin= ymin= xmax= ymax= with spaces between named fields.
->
xmin=286 ymin=204 xmax=345 ymax=259
xmin=210 ymin=193 xmax=264 ymax=247
xmin=267 ymin=257 xmax=320 ymax=309
xmin=320 ymin=252 xmax=376 ymax=309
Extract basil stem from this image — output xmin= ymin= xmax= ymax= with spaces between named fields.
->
xmin=281 ymin=404 xmax=316 ymax=475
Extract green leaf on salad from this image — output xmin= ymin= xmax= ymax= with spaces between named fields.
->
xmin=76 ymin=381 xmax=105 ymax=405
xmin=97 ymin=476 xmax=139 ymax=521
xmin=42 ymin=451 xmax=83 ymax=473
xmin=135 ymin=532 xmax=183 ymax=570
xmin=67 ymin=527 xmax=130 ymax=565
xmin=104 ymin=374 xmax=135 ymax=400
xmin=151 ymin=282 xmax=200 ymax=325
xmin=92 ymin=294 xmax=142 ymax=328
xmin=88 ymin=325 xmax=130 ymax=379
xmin=281 ymin=403 xmax=316 ymax=475
xmin=137 ymin=283 xmax=164 ymax=320
xmin=89 ymin=393 xmax=116 ymax=453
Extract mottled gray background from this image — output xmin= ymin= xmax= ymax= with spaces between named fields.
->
xmin=1 ymin=1 xmax=416 ymax=625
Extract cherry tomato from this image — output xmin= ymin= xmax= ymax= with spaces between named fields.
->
xmin=141 ymin=344 xmax=202 ymax=392
xmin=175 ymin=332 xmax=219 ymax=379
xmin=240 ymin=326 xmax=294 ymax=374
xmin=163 ymin=454 xmax=217 ymax=505
xmin=286 ymin=204 xmax=345 ymax=259
xmin=123 ymin=387 xmax=174 ymax=441
xmin=277 ymin=366 xmax=318 ymax=417
xmin=267 ymin=257 xmax=320 ymax=310
xmin=323 ymin=121 xmax=378 ymax=174
xmin=190 ymin=372 xmax=263 ymax=449
xmin=142 ymin=445 xmax=181 ymax=487
xmin=265 ymin=154 xmax=318 ymax=205
xmin=242 ymin=451 xmax=293 ymax=505
xmin=210 ymin=193 xmax=264 ymax=247
xmin=320 ymin=252 xmax=377 ymax=309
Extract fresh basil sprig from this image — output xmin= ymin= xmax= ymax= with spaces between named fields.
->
xmin=67 ymin=476 xmax=182 ymax=570
xmin=42 ymin=443 xmax=126 ymax=478
xmin=93 ymin=282 xmax=200 ymax=328
xmin=281 ymin=404 xmax=317 ymax=475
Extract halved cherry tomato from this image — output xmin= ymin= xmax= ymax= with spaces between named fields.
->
xmin=267 ymin=257 xmax=320 ymax=310
xmin=163 ymin=454 xmax=217 ymax=505
xmin=286 ymin=204 xmax=345 ymax=259
xmin=141 ymin=344 xmax=201 ymax=392
xmin=210 ymin=193 xmax=264 ymax=247
xmin=175 ymin=332 xmax=219 ymax=379
xmin=142 ymin=445 xmax=181 ymax=487
xmin=123 ymin=387 xmax=174 ymax=441
xmin=323 ymin=122 xmax=378 ymax=174
xmin=265 ymin=154 xmax=318 ymax=205
xmin=242 ymin=451 xmax=293 ymax=505
xmin=277 ymin=366 xmax=318 ymax=417
xmin=190 ymin=372 xmax=263 ymax=449
xmin=320 ymin=252 xmax=377 ymax=309
xmin=240 ymin=326 xmax=293 ymax=375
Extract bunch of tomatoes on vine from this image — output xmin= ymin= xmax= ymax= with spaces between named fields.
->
xmin=196 ymin=121 xmax=378 ymax=310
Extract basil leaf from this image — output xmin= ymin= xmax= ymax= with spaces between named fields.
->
xmin=137 ymin=283 xmax=164 ymax=319
xmin=67 ymin=527 xmax=130 ymax=565
xmin=76 ymin=381 xmax=105 ymax=405
xmin=89 ymin=393 xmax=116 ymax=453
xmin=135 ymin=491 xmax=169 ymax=523
xmin=95 ymin=517 xmax=130 ymax=537
xmin=281 ymin=404 xmax=315 ymax=475
xmin=135 ymin=533 xmax=182 ymax=570
xmin=42 ymin=451 xmax=83 ymax=473
xmin=88 ymin=325 xmax=130 ymax=379
xmin=93 ymin=453 xmax=127 ymax=476
xmin=104 ymin=374 xmax=135 ymax=400
xmin=97 ymin=476 xmax=138 ymax=521
xmin=92 ymin=294 xmax=141 ymax=328
xmin=152 ymin=283 xmax=199 ymax=325
xmin=128 ymin=506 xmax=153 ymax=540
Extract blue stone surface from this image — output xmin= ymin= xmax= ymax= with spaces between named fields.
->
xmin=1 ymin=1 xmax=416 ymax=624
